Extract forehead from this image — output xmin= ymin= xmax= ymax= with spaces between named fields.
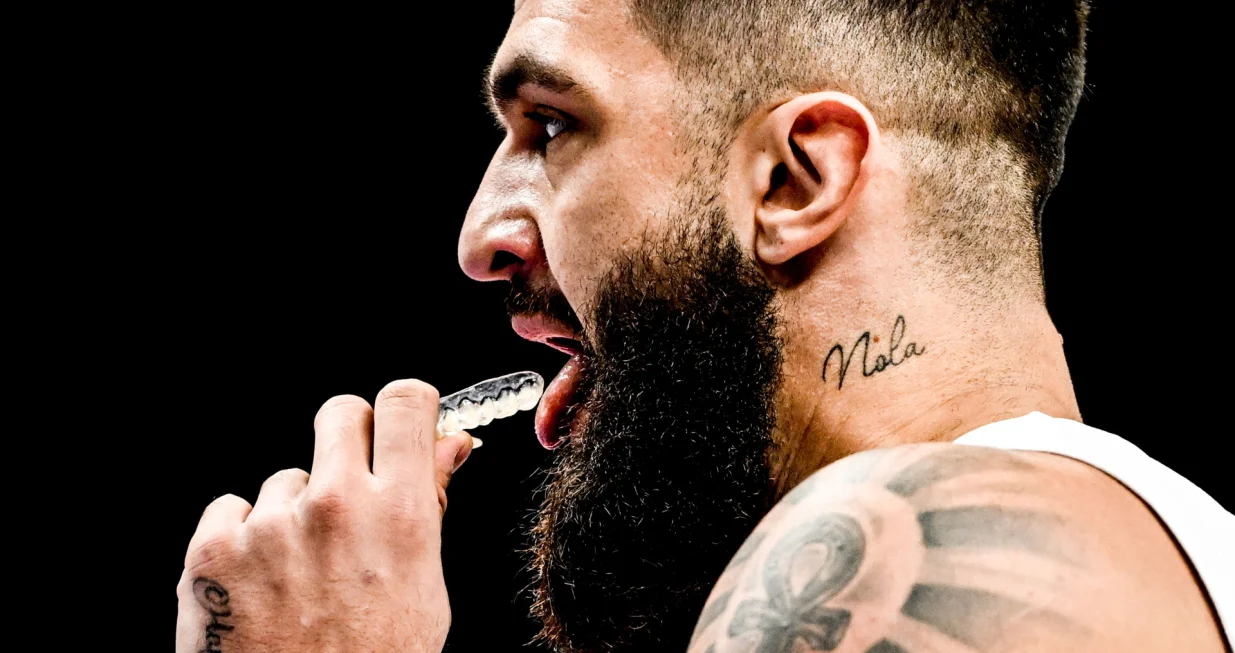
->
xmin=509 ymin=0 xmax=629 ymax=45
xmin=495 ymin=0 xmax=673 ymax=107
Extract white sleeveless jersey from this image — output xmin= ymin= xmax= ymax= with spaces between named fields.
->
xmin=954 ymin=411 xmax=1233 ymax=639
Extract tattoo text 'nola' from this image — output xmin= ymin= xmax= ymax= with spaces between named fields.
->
xmin=822 ymin=315 xmax=925 ymax=391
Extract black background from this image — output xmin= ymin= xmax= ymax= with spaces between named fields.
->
xmin=129 ymin=4 xmax=1226 ymax=651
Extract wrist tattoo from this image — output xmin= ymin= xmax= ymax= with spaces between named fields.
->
xmin=193 ymin=578 xmax=234 ymax=653
xmin=822 ymin=315 xmax=926 ymax=391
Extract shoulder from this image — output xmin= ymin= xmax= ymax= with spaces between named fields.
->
xmin=688 ymin=443 xmax=1226 ymax=653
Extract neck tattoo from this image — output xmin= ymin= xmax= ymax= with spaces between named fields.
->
xmin=822 ymin=315 xmax=926 ymax=390
xmin=193 ymin=578 xmax=234 ymax=653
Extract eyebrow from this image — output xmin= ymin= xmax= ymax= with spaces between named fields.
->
xmin=485 ymin=53 xmax=590 ymax=120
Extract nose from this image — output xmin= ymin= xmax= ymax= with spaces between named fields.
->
xmin=458 ymin=150 xmax=545 ymax=283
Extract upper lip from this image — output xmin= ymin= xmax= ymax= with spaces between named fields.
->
xmin=511 ymin=315 xmax=584 ymax=355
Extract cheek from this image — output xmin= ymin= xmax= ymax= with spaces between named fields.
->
xmin=541 ymin=153 xmax=670 ymax=324
xmin=542 ymin=194 xmax=628 ymax=327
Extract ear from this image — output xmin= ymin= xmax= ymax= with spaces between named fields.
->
xmin=750 ymin=93 xmax=876 ymax=267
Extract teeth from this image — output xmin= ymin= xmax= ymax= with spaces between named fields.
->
xmin=436 ymin=371 xmax=546 ymax=439
xmin=438 ymin=409 xmax=462 ymax=435
xmin=457 ymin=399 xmax=480 ymax=429
xmin=495 ymin=389 xmax=519 ymax=418
xmin=517 ymin=385 xmax=540 ymax=411
xmin=477 ymin=398 xmax=496 ymax=425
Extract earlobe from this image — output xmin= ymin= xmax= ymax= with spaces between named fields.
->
xmin=753 ymin=93 xmax=875 ymax=268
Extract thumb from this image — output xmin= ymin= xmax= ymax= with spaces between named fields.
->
xmin=433 ymin=434 xmax=476 ymax=513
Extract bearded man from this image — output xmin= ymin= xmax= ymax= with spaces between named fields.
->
xmin=176 ymin=1 xmax=1233 ymax=651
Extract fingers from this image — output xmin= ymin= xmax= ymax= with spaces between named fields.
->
xmin=371 ymin=379 xmax=439 ymax=483
xmin=311 ymin=394 xmax=374 ymax=484
xmin=436 ymin=435 xmax=474 ymax=486
xmin=200 ymin=494 xmax=253 ymax=528
xmin=188 ymin=494 xmax=252 ymax=554
xmin=433 ymin=434 xmax=475 ymax=516
xmin=252 ymin=468 xmax=309 ymax=515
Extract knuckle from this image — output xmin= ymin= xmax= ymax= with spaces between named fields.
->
xmin=185 ymin=532 xmax=239 ymax=572
xmin=264 ymin=467 xmax=309 ymax=487
xmin=209 ymin=493 xmax=249 ymax=511
xmin=196 ymin=494 xmax=252 ymax=526
xmin=315 ymin=394 xmax=373 ymax=426
xmin=376 ymin=379 xmax=439 ymax=410
xmin=244 ymin=511 xmax=294 ymax=549
xmin=299 ymin=485 xmax=353 ymax=524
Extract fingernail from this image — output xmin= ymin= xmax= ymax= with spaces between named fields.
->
xmin=471 ymin=436 xmax=484 ymax=450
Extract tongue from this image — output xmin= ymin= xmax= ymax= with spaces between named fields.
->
xmin=535 ymin=354 xmax=585 ymax=450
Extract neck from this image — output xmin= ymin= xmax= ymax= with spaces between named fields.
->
xmin=770 ymin=298 xmax=1080 ymax=496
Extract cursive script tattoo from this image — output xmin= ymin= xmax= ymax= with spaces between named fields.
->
xmin=822 ymin=315 xmax=926 ymax=390
xmin=193 ymin=578 xmax=234 ymax=653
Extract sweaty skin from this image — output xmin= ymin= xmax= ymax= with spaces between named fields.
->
xmin=177 ymin=0 xmax=1226 ymax=651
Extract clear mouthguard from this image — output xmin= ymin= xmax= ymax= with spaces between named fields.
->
xmin=437 ymin=371 xmax=544 ymax=437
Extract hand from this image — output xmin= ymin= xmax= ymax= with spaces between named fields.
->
xmin=175 ymin=380 xmax=474 ymax=653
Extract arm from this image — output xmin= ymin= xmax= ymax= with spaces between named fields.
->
xmin=688 ymin=444 xmax=1226 ymax=653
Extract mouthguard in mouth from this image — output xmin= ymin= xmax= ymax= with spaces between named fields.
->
xmin=437 ymin=371 xmax=545 ymax=437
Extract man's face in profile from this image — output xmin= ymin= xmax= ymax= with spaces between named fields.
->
xmin=459 ymin=1 xmax=788 ymax=650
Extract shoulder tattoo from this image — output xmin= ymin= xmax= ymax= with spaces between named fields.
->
xmin=688 ymin=447 xmax=1094 ymax=653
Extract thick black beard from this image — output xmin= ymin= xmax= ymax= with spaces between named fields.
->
xmin=528 ymin=207 xmax=784 ymax=652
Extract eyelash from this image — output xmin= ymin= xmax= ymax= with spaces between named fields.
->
xmin=524 ymin=109 xmax=574 ymax=145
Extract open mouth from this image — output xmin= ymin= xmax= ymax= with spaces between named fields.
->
xmin=544 ymin=336 xmax=583 ymax=356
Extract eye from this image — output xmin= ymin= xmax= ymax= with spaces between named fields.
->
xmin=545 ymin=118 xmax=568 ymax=140
xmin=524 ymin=108 xmax=575 ymax=144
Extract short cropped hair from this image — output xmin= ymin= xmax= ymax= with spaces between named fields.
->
xmin=627 ymin=0 xmax=1089 ymax=300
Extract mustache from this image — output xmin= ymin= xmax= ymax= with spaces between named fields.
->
xmin=505 ymin=277 xmax=585 ymax=336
